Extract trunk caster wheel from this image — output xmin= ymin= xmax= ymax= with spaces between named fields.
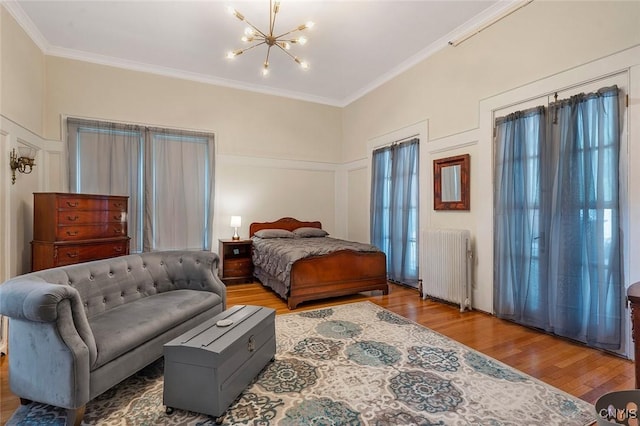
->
xmin=165 ymin=406 xmax=174 ymax=415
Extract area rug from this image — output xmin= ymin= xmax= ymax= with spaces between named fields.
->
xmin=7 ymin=301 xmax=595 ymax=425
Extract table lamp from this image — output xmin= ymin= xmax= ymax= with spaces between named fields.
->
xmin=230 ymin=216 xmax=241 ymax=240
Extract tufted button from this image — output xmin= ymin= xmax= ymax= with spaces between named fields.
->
xmin=121 ymin=292 xmax=125 ymax=297
xmin=179 ymin=258 xmax=183 ymax=264
xmin=84 ymin=302 xmax=88 ymax=307
xmin=153 ymin=282 xmax=158 ymax=288
xmin=108 ymin=272 xmax=114 ymax=277
xmin=89 ymin=275 xmax=94 ymax=280
xmin=160 ymin=261 xmax=164 ymax=266
xmin=103 ymin=298 xmax=107 ymax=303
xmin=195 ymin=259 xmax=200 ymax=265
xmin=137 ymin=287 xmax=141 ymax=292
xmin=68 ymin=280 xmax=73 ymax=286
xmin=142 ymin=263 xmax=146 ymax=269
xmin=127 ymin=267 xmax=131 ymax=272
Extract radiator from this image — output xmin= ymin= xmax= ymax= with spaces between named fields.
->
xmin=422 ymin=229 xmax=472 ymax=312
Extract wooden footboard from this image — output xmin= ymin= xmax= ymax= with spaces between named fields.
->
xmin=288 ymin=249 xmax=388 ymax=309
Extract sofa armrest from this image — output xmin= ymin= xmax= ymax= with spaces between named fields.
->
xmin=144 ymin=251 xmax=227 ymax=307
xmin=0 ymin=277 xmax=98 ymax=367
xmin=0 ymin=279 xmax=79 ymax=322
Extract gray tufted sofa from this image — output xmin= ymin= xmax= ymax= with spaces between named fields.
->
xmin=0 ymin=250 xmax=226 ymax=425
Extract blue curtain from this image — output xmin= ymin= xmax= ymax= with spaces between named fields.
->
xmin=371 ymin=138 xmax=420 ymax=287
xmin=494 ymin=107 xmax=547 ymax=328
xmin=494 ymin=86 xmax=622 ymax=350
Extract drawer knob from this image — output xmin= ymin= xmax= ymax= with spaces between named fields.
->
xmin=113 ymin=246 xmax=123 ymax=253
xmin=67 ymin=215 xmax=79 ymax=221
xmin=66 ymin=252 xmax=79 ymax=258
xmin=113 ymin=228 xmax=122 ymax=234
xmin=66 ymin=201 xmax=79 ymax=207
xmin=248 ymin=335 xmax=255 ymax=352
xmin=66 ymin=230 xmax=79 ymax=236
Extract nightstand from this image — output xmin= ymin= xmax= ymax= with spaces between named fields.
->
xmin=218 ymin=239 xmax=254 ymax=285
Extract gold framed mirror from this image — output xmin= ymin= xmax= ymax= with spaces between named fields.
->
xmin=433 ymin=154 xmax=470 ymax=210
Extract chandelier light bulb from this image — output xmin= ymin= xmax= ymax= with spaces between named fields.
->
xmin=295 ymin=36 xmax=307 ymax=45
xmin=294 ymin=57 xmax=309 ymax=69
xmin=244 ymin=27 xmax=255 ymax=36
xmin=228 ymin=7 xmax=244 ymax=21
xmin=226 ymin=49 xmax=243 ymax=59
xmin=305 ymin=21 xmax=314 ymax=29
xmin=262 ymin=63 xmax=270 ymax=76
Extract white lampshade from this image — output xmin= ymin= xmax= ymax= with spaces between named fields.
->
xmin=230 ymin=216 xmax=242 ymax=228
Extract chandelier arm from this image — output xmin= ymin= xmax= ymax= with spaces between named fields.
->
xmin=235 ymin=41 xmax=268 ymax=55
xmin=269 ymin=0 xmax=277 ymax=36
xmin=274 ymin=27 xmax=306 ymax=40
xmin=243 ymin=18 xmax=268 ymax=39
xmin=274 ymin=43 xmax=298 ymax=61
xmin=265 ymin=45 xmax=273 ymax=65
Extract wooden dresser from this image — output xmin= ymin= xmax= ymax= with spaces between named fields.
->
xmin=31 ymin=193 xmax=130 ymax=271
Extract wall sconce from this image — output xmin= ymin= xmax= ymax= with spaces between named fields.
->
xmin=9 ymin=147 xmax=37 ymax=184
xmin=230 ymin=216 xmax=242 ymax=240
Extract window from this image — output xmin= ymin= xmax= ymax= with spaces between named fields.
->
xmin=67 ymin=118 xmax=215 ymax=252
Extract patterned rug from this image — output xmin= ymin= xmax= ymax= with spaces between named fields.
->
xmin=7 ymin=301 xmax=595 ymax=425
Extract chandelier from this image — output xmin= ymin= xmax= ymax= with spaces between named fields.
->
xmin=226 ymin=0 xmax=314 ymax=76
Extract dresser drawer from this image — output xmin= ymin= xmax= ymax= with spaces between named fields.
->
xmin=55 ymin=240 xmax=130 ymax=266
xmin=56 ymin=195 xmax=127 ymax=212
xmin=58 ymin=210 xmax=127 ymax=225
xmin=56 ymin=224 xmax=127 ymax=241
xmin=223 ymin=258 xmax=253 ymax=277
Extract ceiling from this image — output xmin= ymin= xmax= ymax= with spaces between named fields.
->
xmin=5 ymin=0 xmax=515 ymax=106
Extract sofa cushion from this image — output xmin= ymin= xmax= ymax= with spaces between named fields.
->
xmin=89 ymin=289 xmax=222 ymax=369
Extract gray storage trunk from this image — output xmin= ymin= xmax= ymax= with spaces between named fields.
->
xmin=163 ymin=305 xmax=276 ymax=419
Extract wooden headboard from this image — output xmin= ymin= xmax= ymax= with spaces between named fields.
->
xmin=249 ymin=217 xmax=322 ymax=237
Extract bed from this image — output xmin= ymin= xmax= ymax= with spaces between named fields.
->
xmin=250 ymin=217 xmax=388 ymax=309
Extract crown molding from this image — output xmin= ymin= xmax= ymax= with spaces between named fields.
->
xmin=46 ymin=45 xmax=342 ymax=107
xmin=2 ymin=0 xmax=50 ymax=51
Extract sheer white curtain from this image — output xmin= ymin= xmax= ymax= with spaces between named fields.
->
xmin=67 ymin=119 xmax=144 ymax=251
xmin=144 ymin=129 xmax=215 ymax=251
xmin=67 ymin=118 xmax=215 ymax=252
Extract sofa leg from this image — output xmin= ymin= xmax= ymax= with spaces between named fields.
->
xmin=19 ymin=397 xmax=32 ymax=405
xmin=66 ymin=406 xmax=85 ymax=426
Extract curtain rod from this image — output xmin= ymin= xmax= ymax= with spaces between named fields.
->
xmin=391 ymin=134 xmax=420 ymax=146
xmin=448 ymin=0 xmax=533 ymax=47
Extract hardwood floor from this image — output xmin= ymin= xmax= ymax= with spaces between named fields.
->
xmin=0 ymin=282 xmax=635 ymax=424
